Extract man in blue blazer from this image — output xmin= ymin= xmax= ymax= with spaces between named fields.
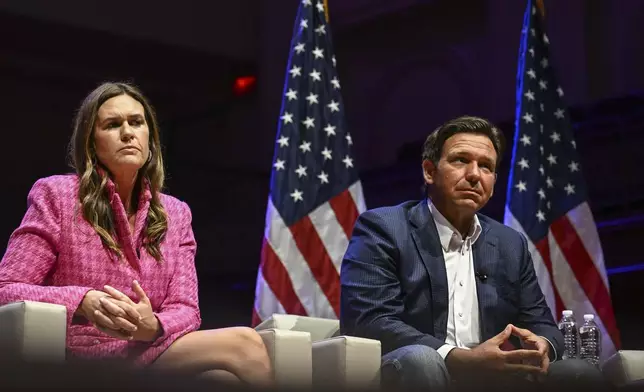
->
xmin=340 ymin=116 xmax=604 ymax=389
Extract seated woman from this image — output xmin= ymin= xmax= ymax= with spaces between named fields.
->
xmin=0 ymin=82 xmax=272 ymax=385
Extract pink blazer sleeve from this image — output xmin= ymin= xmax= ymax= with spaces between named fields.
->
xmin=0 ymin=179 xmax=93 ymax=326
xmin=152 ymin=202 xmax=201 ymax=344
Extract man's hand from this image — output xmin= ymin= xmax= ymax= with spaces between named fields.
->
xmin=445 ymin=325 xmax=546 ymax=379
xmin=100 ymin=281 xmax=162 ymax=342
xmin=509 ymin=324 xmax=551 ymax=373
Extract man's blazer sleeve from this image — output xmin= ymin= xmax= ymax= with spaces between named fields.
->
xmin=515 ymin=232 xmax=564 ymax=360
xmin=340 ymin=210 xmax=445 ymax=354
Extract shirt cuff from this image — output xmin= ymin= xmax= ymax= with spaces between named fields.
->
xmin=437 ymin=344 xmax=458 ymax=360
xmin=539 ymin=335 xmax=557 ymax=362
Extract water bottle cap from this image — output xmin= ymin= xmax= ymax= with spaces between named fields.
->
xmin=584 ymin=314 xmax=594 ymax=321
xmin=562 ymin=310 xmax=573 ymax=316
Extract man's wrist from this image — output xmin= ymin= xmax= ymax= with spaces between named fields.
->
xmin=538 ymin=335 xmax=557 ymax=362
xmin=444 ymin=348 xmax=475 ymax=374
xmin=437 ymin=344 xmax=457 ymax=360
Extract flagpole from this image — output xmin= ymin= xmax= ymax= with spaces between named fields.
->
xmin=536 ymin=0 xmax=545 ymax=17
xmin=323 ymin=0 xmax=330 ymax=22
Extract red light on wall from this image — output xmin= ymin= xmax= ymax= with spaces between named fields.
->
xmin=233 ymin=76 xmax=257 ymax=96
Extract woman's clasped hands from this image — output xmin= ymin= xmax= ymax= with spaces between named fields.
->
xmin=78 ymin=280 xmax=162 ymax=342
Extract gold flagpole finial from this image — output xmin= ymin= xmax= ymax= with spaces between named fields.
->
xmin=536 ymin=0 xmax=545 ymax=18
xmin=323 ymin=0 xmax=330 ymax=23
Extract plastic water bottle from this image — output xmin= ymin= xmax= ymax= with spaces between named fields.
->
xmin=557 ymin=309 xmax=579 ymax=359
xmin=579 ymin=314 xmax=601 ymax=367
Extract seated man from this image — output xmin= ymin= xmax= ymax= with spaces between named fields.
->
xmin=340 ymin=116 xmax=606 ymax=390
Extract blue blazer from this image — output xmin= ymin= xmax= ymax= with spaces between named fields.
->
xmin=340 ymin=199 xmax=563 ymax=357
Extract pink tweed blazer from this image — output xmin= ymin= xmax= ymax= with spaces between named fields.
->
xmin=0 ymin=174 xmax=201 ymax=365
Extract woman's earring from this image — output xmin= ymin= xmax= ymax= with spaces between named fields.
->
xmin=147 ymin=151 xmax=153 ymax=163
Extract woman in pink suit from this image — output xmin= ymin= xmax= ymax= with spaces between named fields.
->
xmin=0 ymin=82 xmax=272 ymax=385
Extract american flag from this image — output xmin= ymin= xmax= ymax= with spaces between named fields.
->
xmin=252 ymin=0 xmax=366 ymax=325
xmin=504 ymin=0 xmax=620 ymax=361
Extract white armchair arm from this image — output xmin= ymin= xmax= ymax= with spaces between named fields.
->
xmin=257 ymin=313 xmax=340 ymax=341
xmin=313 ymin=335 xmax=381 ymax=389
xmin=0 ymin=301 xmax=66 ymax=362
xmin=603 ymin=350 xmax=644 ymax=386
xmin=256 ymin=326 xmax=312 ymax=387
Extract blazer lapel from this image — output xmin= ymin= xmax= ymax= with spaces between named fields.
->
xmin=472 ymin=219 xmax=499 ymax=341
xmin=409 ymin=199 xmax=449 ymax=341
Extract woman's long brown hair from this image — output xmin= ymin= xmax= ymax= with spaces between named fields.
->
xmin=68 ymin=82 xmax=168 ymax=262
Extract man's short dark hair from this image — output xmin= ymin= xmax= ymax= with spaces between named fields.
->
xmin=422 ymin=115 xmax=506 ymax=168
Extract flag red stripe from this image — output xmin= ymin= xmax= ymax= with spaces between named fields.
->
xmin=550 ymin=215 xmax=621 ymax=348
xmin=289 ymin=216 xmax=341 ymax=317
xmin=534 ymin=237 xmax=565 ymax=316
xmin=328 ymin=189 xmax=360 ymax=239
xmin=260 ymin=238 xmax=307 ymax=316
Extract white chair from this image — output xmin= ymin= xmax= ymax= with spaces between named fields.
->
xmin=255 ymin=313 xmax=382 ymax=389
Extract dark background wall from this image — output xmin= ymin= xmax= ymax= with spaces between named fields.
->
xmin=1 ymin=0 xmax=643 ymax=348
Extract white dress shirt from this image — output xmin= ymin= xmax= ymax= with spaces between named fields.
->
xmin=428 ymin=201 xmax=483 ymax=360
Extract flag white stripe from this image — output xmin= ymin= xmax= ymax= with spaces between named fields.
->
xmin=264 ymin=198 xmax=335 ymax=318
xmin=254 ymin=270 xmax=286 ymax=321
xmin=349 ymin=181 xmax=367 ymax=214
xmin=548 ymin=230 xmax=617 ymax=362
xmin=308 ymin=201 xmax=349 ymax=274
xmin=504 ymin=207 xmax=557 ymax=319
xmin=566 ymin=202 xmax=610 ymax=290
